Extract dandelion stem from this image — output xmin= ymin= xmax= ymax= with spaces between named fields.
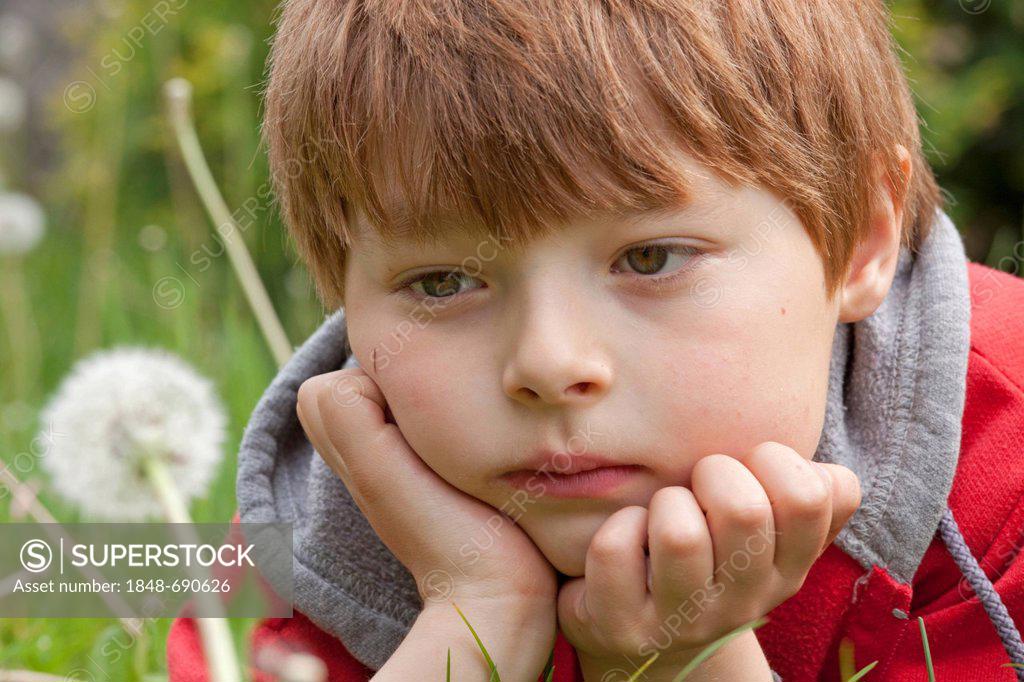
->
xmin=0 ymin=258 xmax=40 ymax=400
xmin=141 ymin=454 xmax=242 ymax=682
xmin=0 ymin=670 xmax=88 ymax=681
xmin=163 ymin=77 xmax=292 ymax=368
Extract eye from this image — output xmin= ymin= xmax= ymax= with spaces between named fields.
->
xmin=398 ymin=269 xmax=484 ymax=300
xmin=611 ymin=241 xmax=701 ymax=279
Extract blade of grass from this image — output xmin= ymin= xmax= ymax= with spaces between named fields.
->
xmin=839 ymin=636 xmax=879 ymax=681
xmin=847 ymin=660 xmax=878 ymax=681
xmin=671 ymin=616 xmax=769 ymax=681
xmin=451 ymin=601 xmax=501 ymax=682
xmin=626 ymin=651 xmax=660 ymax=681
xmin=838 ymin=636 xmax=856 ymax=680
xmin=918 ymin=617 xmax=935 ymax=682
xmin=540 ymin=645 xmax=556 ymax=682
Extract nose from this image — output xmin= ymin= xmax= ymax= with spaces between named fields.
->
xmin=501 ymin=292 xmax=613 ymax=407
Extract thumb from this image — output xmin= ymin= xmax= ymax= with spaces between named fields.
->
xmin=556 ymin=575 xmax=595 ymax=651
xmin=816 ymin=462 xmax=862 ymax=550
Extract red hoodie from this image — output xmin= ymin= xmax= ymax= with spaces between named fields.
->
xmin=167 ymin=258 xmax=1024 ymax=681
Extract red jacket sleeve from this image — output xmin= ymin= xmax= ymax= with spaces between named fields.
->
xmin=167 ymin=610 xmax=374 ymax=682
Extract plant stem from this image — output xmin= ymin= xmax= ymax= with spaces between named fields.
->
xmin=141 ymin=454 xmax=242 ymax=682
xmin=0 ymin=258 xmax=39 ymax=401
xmin=163 ymin=77 xmax=292 ymax=368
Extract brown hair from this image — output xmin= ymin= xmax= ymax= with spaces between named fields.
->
xmin=261 ymin=0 xmax=943 ymax=309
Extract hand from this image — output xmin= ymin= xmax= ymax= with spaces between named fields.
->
xmin=296 ymin=368 xmax=559 ymax=613
xmin=557 ymin=441 xmax=861 ymax=678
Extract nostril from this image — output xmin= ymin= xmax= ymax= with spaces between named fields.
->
xmin=567 ymin=382 xmax=594 ymax=396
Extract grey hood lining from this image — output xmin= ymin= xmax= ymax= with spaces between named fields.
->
xmin=817 ymin=208 xmax=971 ymax=584
xmin=237 ymin=208 xmax=971 ymax=671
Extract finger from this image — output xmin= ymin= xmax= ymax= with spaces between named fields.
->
xmin=690 ymin=454 xmax=775 ymax=599
xmin=740 ymin=442 xmax=831 ymax=582
xmin=582 ymin=505 xmax=650 ymax=635
xmin=817 ymin=462 xmax=862 ymax=551
xmin=300 ymin=369 xmax=421 ymax=505
xmin=296 ymin=370 xmax=447 ymax=544
xmin=557 ymin=576 xmax=596 ymax=653
xmin=297 ymin=370 xmax=381 ymax=489
xmin=647 ymin=486 xmax=715 ymax=616
xmin=296 ymin=376 xmax=350 ymax=482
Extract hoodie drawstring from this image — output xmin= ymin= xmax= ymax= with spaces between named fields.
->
xmin=938 ymin=505 xmax=1024 ymax=680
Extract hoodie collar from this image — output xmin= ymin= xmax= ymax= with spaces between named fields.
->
xmin=236 ymin=208 xmax=971 ymax=671
xmin=818 ymin=207 xmax=971 ymax=585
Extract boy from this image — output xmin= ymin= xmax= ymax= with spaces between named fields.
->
xmin=168 ymin=0 xmax=1024 ymax=680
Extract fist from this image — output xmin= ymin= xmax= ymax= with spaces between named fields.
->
xmin=557 ymin=441 xmax=861 ymax=668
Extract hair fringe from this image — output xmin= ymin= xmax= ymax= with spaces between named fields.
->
xmin=262 ymin=0 xmax=943 ymax=309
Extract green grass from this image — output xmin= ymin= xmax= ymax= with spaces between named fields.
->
xmin=439 ymin=609 xmax=998 ymax=682
xmin=447 ymin=609 xmax=886 ymax=682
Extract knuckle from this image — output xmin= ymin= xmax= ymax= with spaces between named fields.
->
xmin=589 ymin=531 xmax=633 ymax=562
xmin=690 ymin=453 xmax=730 ymax=485
xmin=787 ymin=478 xmax=831 ymax=518
xmin=315 ymin=375 xmax=345 ymax=415
xmin=657 ymin=524 xmax=706 ymax=555
xmin=773 ymin=571 xmax=808 ymax=602
xmin=753 ymin=440 xmax=793 ymax=458
xmin=840 ymin=466 xmax=863 ymax=506
xmin=719 ymin=500 xmax=773 ymax=529
xmin=296 ymin=376 xmax=322 ymax=411
xmin=695 ymin=453 xmax=731 ymax=473
xmin=650 ymin=485 xmax=693 ymax=508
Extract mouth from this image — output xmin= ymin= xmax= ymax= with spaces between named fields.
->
xmin=507 ymin=451 xmax=635 ymax=476
xmin=500 ymin=451 xmax=646 ymax=498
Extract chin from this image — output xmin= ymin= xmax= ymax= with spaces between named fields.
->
xmin=550 ymin=550 xmax=586 ymax=578
xmin=523 ymin=506 xmax=632 ymax=578
xmin=532 ymin=528 xmax=589 ymax=577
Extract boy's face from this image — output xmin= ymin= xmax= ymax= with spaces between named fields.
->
xmin=341 ymin=152 xmax=845 ymax=577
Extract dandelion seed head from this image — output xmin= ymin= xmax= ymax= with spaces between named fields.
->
xmin=38 ymin=347 xmax=227 ymax=521
xmin=0 ymin=191 xmax=45 ymax=255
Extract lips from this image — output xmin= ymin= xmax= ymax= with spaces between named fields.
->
xmin=501 ymin=461 xmax=645 ymax=498
xmin=505 ymin=450 xmax=633 ymax=477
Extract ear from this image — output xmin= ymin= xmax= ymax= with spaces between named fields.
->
xmin=838 ymin=144 xmax=912 ymax=323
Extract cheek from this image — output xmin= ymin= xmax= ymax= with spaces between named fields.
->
xmin=359 ymin=334 xmax=491 ymax=489
xmin=645 ymin=293 xmax=834 ymax=470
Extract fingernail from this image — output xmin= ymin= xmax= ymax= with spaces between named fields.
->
xmin=815 ymin=464 xmax=831 ymax=486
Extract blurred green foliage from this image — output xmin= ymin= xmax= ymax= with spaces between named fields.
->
xmin=0 ymin=0 xmax=1021 ymax=677
xmin=890 ymin=0 xmax=1024 ymax=260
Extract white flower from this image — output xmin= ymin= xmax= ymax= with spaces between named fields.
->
xmin=0 ymin=76 xmax=26 ymax=132
xmin=38 ymin=347 xmax=227 ymax=521
xmin=0 ymin=191 xmax=45 ymax=255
